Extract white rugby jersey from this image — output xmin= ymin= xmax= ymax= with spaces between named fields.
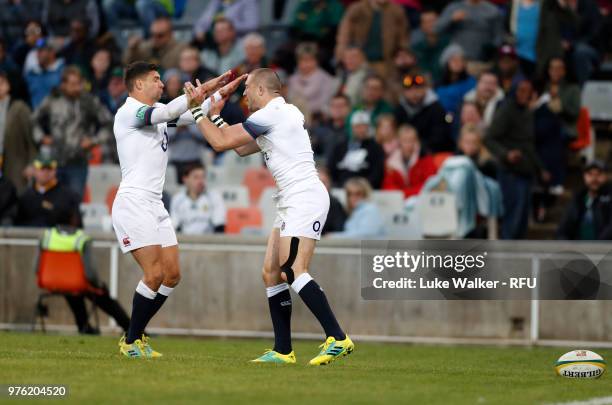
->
xmin=242 ymin=97 xmax=319 ymax=196
xmin=114 ymin=97 xmax=185 ymax=199
xmin=170 ymin=189 xmax=226 ymax=235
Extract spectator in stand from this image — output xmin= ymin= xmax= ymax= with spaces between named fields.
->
xmin=434 ymin=44 xmax=477 ymax=115
xmin=99 ymin=67 xmax=127 ymax=115
xmin=0 ymin=0 xmax=42 ymax=47
xmin=291 ymin=0 xmax=344 ymax=42
xmin=200 ymin=17 xmax=245 ymax=75
xmin=375 ymin=114 xmax=398 ymax=159
xmin=352 ymin=74 xmax=393 ymax=127
xmin=457 ymin=123 xmax=497 ymax=179
xmin=59 ymin=19 xmax=96 ymax=73
xmin=411 ymin=8 xmax=449 ymax=85
xmin=179 ymin=47 xmax=216 ymax=84
xmin=17 ymin=154 xmax=130 ymax=335
xmin=170 ymin=163 xmax=226 ymax=235
xmin=537 ymin=0 xmax=603 ymax=84
xmin=33 ymin=66 xmax=112 ymax=200
xmin=544 ymin=56 xmax=581 ymax=140
xmin=0 ymin=39 xmax=30 ymax=105
xmin=0 ymin=72 xmax=36 ymax=194
xmin=435 ymin=0 xmax=503 ymax=64
xmin=123 ymin=17 xmax=187 ymax=71
xmin=329 ymin=110 xmax=385 ymax=189
xmin=89 ymin=49 xmax=113 ymax=98
xmin=0 ymin=172 xmax=17 ymax=225
xmin=328 ymin=177 xmax=386 ymax=238
xmin=335 ymin=0 xmax=410 ymax=77
xmin=43 ymin=0 xmax=99 ymax=41
xmin=382 ymin=125 xmax=437 ymax=198
xmin=15 ymin=154 xmax=81 ymax=227
xmin=310 ymin=94 xmax=351 ymax=161
xmin=194 ymin=0 xmax=259 ymax=44
xmin=236 ymin=33 xmax=268 ymax=74
xmin=484 ymin=79 xmax=549 ymax=239
xmin=395 ymin=73 xmax=455 ymax=153
xmin=494 ymin=44 xmax=526 ymax=94
xmin=463 ymin=71 xmax=505 ymax=128
xmin=388 ymin=47 xmax=420 ymax=103
xmin=318 ymin=165 xmax=347 ymax=235
xmin=557 ymin=160 xmax=612 ymax=240
xmin=103 ymin=0 xmax=172 ymax=38
xmin=452 ymin=100 xmax=484 ymax=141
xmin=288 ymin=42 xmax=339 ymax=121
xmin=24 ymin=38 xmax=65 ymax=109
xmin=508 ymin=0 xmax=541 ymax=76
xmin=12 ymin=20 xmax=45 ymax=69
xmin=337 ymin=46 xmax=370 ymax=107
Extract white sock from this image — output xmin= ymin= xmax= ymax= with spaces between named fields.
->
xmin=266 ymin=283 xmax=290 ymax=298
xmin=158 ymin=284 xmax=174 ymax=297
xmin=136 ymin=280 xmax=157 ymax=299
xmin=291 ymin=273 xmax=313 ymax=294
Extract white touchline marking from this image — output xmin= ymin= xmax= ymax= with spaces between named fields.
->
xmin=545 ymin=396 xmax=612 ymax=405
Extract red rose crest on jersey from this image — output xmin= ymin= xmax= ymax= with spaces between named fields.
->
xmin=122 ymin=237 xmax=131 ymax=247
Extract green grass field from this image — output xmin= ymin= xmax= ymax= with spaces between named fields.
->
xmin=0 ymin=332 xmax=610 ymax=404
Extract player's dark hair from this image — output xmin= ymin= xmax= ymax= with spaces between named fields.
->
xmin=125 ymin=61 xmax=159 ymax=92
xmin=181 ymin=162 xmax=205 ymax=178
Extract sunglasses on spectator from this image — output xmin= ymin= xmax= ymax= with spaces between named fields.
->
xmin=402 ymin=75 xmax=425 ymax=88
xmin=152 ymin=31 xmax=169 ymax=38
xmin=346 ymin=190 xmax=364 ymax=197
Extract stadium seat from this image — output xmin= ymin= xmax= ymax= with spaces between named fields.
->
xmin=225 ymin=207 xmax=262 ymax=234
xmin=243 ymin=167 xmax=276 ymax=204
xmin=88 ymin=145 xmax=103 ymax=166
xmin=82 ymin=185 xmax=91 ymax=203
xmin=213 ymin=185 xmax=250 ymax=208
xmin=164 ymin=165 xmax=179 ymax=195
xmin=581 ymin=80 xmax=612 ymax=122
xmin=87 ymin=164 xmax=121 ymax=204
xmin=371 ymin=190 xmax=405 ymax=212
xmin=34 ymin=249 xmax=101 ymax=332
xmin=383 ymin=208 xmax=422 ymax=239
xmin=570 ymin=107 xmax=592 ymax=151
xmin=417 ymin=191 xmax=458 ymax=238
xmin=330 ymin=188 xmax=347 ymax=209
xmin=81 ymin=203 xmax=112 ymax=232
xmin=105 ymin=185 xmax=119 ymax=214
xmin=259 ymin=186 xmax=278 ymax=231
xmin=207 ymin=166 xmax=227 ymax=189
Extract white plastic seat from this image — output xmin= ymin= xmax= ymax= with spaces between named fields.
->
xmin=417 ymin=191 xmax=458 ymax=238
xmin=212 ymin=185 xmax=250 ymax=208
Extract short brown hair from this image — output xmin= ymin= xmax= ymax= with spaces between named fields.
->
xmin=61 ymin=65 xmax=82 ymax=83
xmin=125 ymin=61 xmax=158 ymax=92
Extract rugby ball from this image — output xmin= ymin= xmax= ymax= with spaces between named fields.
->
xmin=555 ymin=350 xmax=606 ymax=379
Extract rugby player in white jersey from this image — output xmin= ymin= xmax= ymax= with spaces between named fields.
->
xmin=184 ymin=69 xmax=354 ymax=365
xmin=112 ymin=61 xmax=239 ymax=358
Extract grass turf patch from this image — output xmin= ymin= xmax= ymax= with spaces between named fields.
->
xmin=0 ymin=332 xmax=610 ymax=404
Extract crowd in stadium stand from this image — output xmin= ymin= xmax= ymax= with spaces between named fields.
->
xmin=1 ymin=0 xmax=612 ymax=241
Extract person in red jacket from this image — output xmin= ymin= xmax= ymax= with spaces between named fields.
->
xmin=382 ymin=124 xmax=437 ymax=198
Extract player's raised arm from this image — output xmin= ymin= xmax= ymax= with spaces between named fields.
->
xmin=184 ymin=77 xmax=255 ymax=152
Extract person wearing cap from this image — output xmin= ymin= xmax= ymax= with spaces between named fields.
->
xmin=493 ymin=44 xmax=525 ymax=94
xmin=435 ymin=44 xmax=477 ymax=114
xmin=395 ymin=73 xmax=454 ymax=153
xmin=328 ymin=109 xmax=385 ymax=189
xmin=15 ymin=154 xmax=82 ymax=227
xmin=24 ymin=37 xmax=65 ymax=108
xmin=0 ymin=70 xmax=36 ymax=194
xmin=557 ymin=161 xmax=612 ymax=240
